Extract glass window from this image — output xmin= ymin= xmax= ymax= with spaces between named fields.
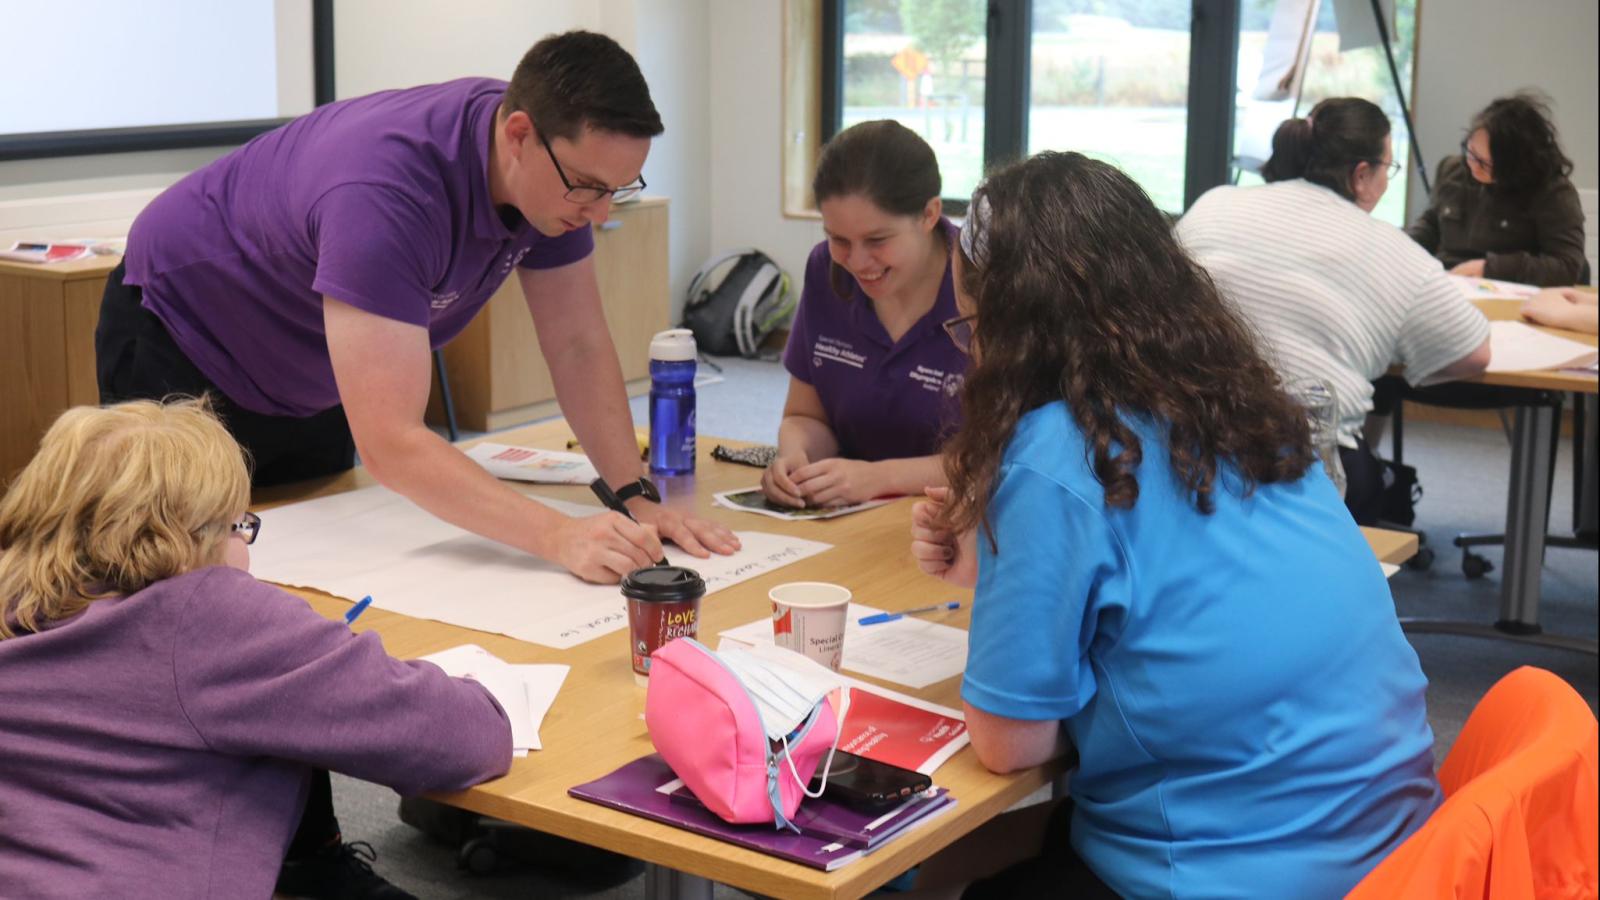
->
xmin=1233 ymin=0 xmax=1419 ymax=226
xmin=838 ymin=0 xmax=988 ymax=203
xmin=1028 ymin=1 xmax=1193 ymax=213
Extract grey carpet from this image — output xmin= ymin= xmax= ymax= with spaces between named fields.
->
xmin=330 ymin=356 xmax=1596 ymax=897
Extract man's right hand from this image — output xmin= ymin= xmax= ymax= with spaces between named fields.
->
xmin=552 ymin=512 xmax=663 ymax=583
xmin=761 ymin=452 xmax=811 ymax=508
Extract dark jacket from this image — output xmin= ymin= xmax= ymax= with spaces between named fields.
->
xmin=1405 ymin=155 xmax=1587 ymax=287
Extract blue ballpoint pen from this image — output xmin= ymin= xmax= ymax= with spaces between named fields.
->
xmin=858 ymin=601 xmax=962 ymax=626
xmin=344 ymin=595 xmax=373 ymax=626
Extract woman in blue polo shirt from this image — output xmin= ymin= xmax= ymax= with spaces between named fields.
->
xmin=761 ymin=121 xmax=966 ymax=508
xmin=908 ymin=153 xmax=1440 ymax=898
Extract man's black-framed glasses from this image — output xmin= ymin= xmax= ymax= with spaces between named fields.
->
xmin=231 ymin=511 xmax=262 ymax=545
xmin=539 ymin=132 xmax=646 ymax=204
xmin=943 ymin=314 xmax=976 ymax=354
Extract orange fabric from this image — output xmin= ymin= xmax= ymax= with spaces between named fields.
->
xmin=1348 ymin=667 xmax=1599 ymax=900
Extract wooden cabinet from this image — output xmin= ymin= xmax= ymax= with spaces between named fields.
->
xmin=429 ymin=196 xmax=669 ymax=432
xmin=0 ymin=197 xmax=669 ymax=485
xmin=0 ymin=255 xmax=119 ymax=486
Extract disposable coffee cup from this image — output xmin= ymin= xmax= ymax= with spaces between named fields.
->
xmin=622 ymin=566 xmax=706 ymax=686
xmin=769 ymin=582 xmax=851 ymax=672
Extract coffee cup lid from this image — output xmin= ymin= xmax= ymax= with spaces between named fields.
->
xmin=621 ymin=565 xmax=706 ymax=601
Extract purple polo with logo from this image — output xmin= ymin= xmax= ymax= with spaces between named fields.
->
xmin=124 ymin=77 xmax=594 ymax=417
xmin=781 ymin=221 xmax=966 ymax=461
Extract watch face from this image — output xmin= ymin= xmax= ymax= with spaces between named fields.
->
xmin=638 ymin=478 xmax=661 ymax=502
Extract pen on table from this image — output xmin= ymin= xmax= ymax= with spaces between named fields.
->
xmin=858 ymin=602 xmax=962 ymax=626
xmin=344 ymin=595 xmax=373 ymax=626
xmin=589 ymin=478 xmax=670 ymax=566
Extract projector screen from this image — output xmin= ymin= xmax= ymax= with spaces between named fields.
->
xmin=0 ymin=0 xmax=330 ymax=160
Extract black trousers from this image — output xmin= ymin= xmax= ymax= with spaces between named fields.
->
xmin=94 ymin=262 xmax=346 ymax=858
xmin=94 ymin=261 xmax=356 ymax=487
xmin=1339 ymin=438 xmax=1387 ymax=527
xmin=963 ymin=799 xmax=1121 ymax=899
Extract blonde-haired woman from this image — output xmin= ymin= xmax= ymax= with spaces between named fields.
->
xmin=0 ymin=399 xmax=511 ymax=899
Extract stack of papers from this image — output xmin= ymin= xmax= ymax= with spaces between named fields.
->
xmin=719 ymin=602 xmax=967 ymax=688
xmin=419 ymin=644 xmax=568 ymax=756
xmin=466 ymin=442 xmax=599 ymax=484
xmin=1449 ymin=273 xmax=1540 ymax=300
xmin=1485 ymin=321 xmax=1598 ymax=373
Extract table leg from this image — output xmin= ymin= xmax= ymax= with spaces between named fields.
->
xmin=1400 ymin=403 xmax=1596 ymax=655
xmin=645 ymin=862 xmax=714 ymax=900
xmin=1578 ymin=394 xmax=1598 ymax=536
xmin=1497 ymin=405 xmax=1554 ymax=634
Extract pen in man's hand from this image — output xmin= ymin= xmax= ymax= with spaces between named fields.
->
xmin=344 ymin=595 xmax=373 ymax=626
xmin=589 ymin=478 xmax=670 ymax=566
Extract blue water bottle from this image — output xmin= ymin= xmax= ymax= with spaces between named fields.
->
xmin=648 ymin=328 xmax=697 ymax=476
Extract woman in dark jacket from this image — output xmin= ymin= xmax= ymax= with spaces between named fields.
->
xmin=1406 ymin=93 xmax=1586 ymax=287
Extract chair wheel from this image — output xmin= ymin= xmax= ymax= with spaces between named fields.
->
xmin=1462 ymin=552 xmax=1493 ymax=580
xmin=459 ymin=837 xmax=498 ymax=875
xmin=1405 ymin=546 xmax=1435 ymax=571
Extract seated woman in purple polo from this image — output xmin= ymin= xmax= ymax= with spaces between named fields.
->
xmin=0 ymin=399 xmax=512 ymax=899
xmin=762 ymin=120 xmax=966 ymax=508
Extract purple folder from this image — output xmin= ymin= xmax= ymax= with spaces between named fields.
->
xmin=568 ymin=754 xmax=956 ymax=871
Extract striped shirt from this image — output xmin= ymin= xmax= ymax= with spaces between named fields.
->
xmin=1178 ymin=179 xmax=1490 ymax=447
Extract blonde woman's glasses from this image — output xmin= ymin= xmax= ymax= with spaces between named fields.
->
xmin=231 ymin=511 xmax=262 ymax=545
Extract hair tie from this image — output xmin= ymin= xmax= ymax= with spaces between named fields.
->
xmin=959 ymin=194 xmax=991 ymax=268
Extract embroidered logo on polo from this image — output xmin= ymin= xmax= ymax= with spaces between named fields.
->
xmin=498 ymin=246 xmax=532 ymax=276
xmin=430 ymin=290 xmax=461 ymax=311
xmin=812 ymin=335 xmax=866 ymax=370
xmin=909 ymin=365 xmax=955 ymax=394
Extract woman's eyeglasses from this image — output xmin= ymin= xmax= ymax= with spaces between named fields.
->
xmin=231 ymin=511 xmax=262 ymax=545
xmin=1461 ymin=139 xmax=1493 ymax=174
xmin=942 ymin=314 xmax=976 ymax=354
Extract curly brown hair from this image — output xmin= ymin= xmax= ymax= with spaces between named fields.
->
xmin=1470 ymin=92 xmax=1574 ymax=196
xmin=943 ymin=152 xmax=1316 ymax=539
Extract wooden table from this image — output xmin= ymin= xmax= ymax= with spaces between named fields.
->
xmin=255 ymin=421 xmax=1419 ymax=900
xmin=1399 ymin=299 xmax=1598 ymax=655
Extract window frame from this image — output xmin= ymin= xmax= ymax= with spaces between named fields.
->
xmin=815 ymin=0 xmax=1261 ymax=214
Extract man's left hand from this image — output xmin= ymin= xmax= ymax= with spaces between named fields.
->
xmin=630 ymin=501 xmax=741 ymax=558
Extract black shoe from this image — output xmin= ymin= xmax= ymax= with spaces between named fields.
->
xmin=275 ymin=841 xmax=417 ymax=900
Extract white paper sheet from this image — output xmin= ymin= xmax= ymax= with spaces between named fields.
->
xmin=1485 ymin=320 xmax=1599 ymax=373
xmin=718 ymin=603 xmax=968 ymax=689
xmin=1449 ymin=273 xmax=1540 ymax=300
xmin=1381 ymin=562 xmax=1400 ymax=578
xmin=418 ymin=645 xmax=569 ymax=755
xmin=465 ymin=442 xmax=599 ymax=485
xmin=250 ymin=485 xmax=831 ymax=648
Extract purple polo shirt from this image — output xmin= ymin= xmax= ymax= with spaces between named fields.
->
xmin=125 ymin=77 xmax=594 ymax=417
xmin=781 ymin=221 xmax=966 ymax=461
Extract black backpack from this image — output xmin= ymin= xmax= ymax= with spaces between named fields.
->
xmin=681 ymin=249 xmax=795 ymax=358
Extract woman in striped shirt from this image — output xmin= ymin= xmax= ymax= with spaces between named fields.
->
xmin=1177 ymin=98 xmax=1491 ymax=525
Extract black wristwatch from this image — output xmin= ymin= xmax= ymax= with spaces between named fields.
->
xmin=613 ymin=477 xmax=661 ymax=503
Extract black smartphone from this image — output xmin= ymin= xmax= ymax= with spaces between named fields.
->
xmin=809 ymin=751 xmax=931 ymax=809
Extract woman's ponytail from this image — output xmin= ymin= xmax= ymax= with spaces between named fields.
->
xmin=1261 ymin=116 xmax=1315 ymax=182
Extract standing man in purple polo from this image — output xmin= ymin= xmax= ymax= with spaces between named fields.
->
xmin=95 ymin=30 xmax=737 ymax=899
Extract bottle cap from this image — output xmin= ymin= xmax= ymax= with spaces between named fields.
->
xmin=649 ymin=328 xmax=697 ymax=362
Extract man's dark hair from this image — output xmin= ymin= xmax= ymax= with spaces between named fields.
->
xmin=1470 ymin=92 xmax=1574 ymax=196
xmin=1260 ymin=97 xmax=1390 ymax=202
xmin=504 ymin=30 xmax=663 ymax=140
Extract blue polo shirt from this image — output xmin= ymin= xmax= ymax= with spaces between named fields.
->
xmin=780 ymin=221 xmax=966 ymax=461
xmin=963 ymin=402 xmax=1440 ymax=898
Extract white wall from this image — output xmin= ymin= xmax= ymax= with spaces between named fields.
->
xmin=1406 ymin=0 xmax=1599 ymax=224
xmin=0 ymin=0 xmax=712 ymax=307
xmin=708 ymin=0 xmax=824 ymax=292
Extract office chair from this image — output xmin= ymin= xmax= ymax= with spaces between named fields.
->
xmin=1346 ymin=666 xmax=1598 ymax=899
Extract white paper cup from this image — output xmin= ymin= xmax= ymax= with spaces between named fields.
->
xmin=769 ymin=582 xmax=851 ymax=671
